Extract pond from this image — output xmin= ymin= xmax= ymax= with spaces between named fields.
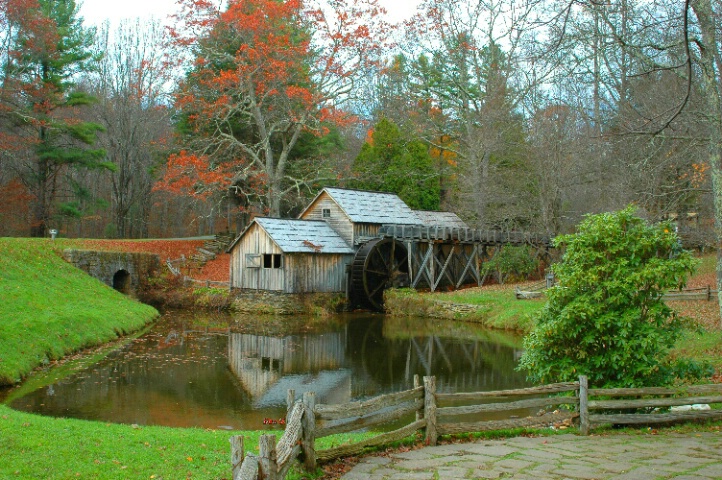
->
xmin=0 ymin=311 xmax=530 ymax=431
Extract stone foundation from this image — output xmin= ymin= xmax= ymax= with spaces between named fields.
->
xmin=231 ymin=290 xmax=348 ymax=316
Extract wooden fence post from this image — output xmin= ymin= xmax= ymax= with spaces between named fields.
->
xmin=259 ymin=434 xmax=278 ymax=480
xmin=424 ymin=376 xmax=437 ymax=446
xmin=579 ymin=375 xmax=589 ymax=436
xmin=286 ymin=389 xmax=295 ymax=423
xmin=230 ymin=435 xmax=244 ymax=480
xmin=414 ymin=375 xmax=422 ymax=422
xmin=302 ymin=391 xmax=317 ymax=471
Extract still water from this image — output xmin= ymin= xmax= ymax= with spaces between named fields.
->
xmin=1 ymin=311 xmax=529 ymax=430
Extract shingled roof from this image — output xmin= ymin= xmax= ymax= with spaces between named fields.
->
xmin=249 ymin=218 xmax=354 ymax=254
xmin=414 ymin=210 xmax=469 ymax=229
xmin=316 ymin=187 xmax=421 ymax=225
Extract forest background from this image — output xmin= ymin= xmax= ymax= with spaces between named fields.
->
xmin=0 ymin=0 xmax=719 ymax=271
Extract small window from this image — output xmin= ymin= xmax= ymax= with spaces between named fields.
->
xmin=263 ymin=253 xmax=282 ymax=269
xmin=322 ymin=208 xmax=331 ymax=218
xmin=245 ymin=253 xmax=261 ymax=268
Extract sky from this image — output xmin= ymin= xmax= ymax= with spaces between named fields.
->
xmin=79 ymin=0 xmax=423 ymax=28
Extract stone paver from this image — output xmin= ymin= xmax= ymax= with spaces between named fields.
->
xmin=341 ymin=432 xmax=722 ymax=479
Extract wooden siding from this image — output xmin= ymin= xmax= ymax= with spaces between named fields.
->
xmin=300 ymin=192 xmax=354 ymax=246
xmin=353 ymin=223 xmax=381 ymax=244
xmin=230 ymin=223 xmax=285 ymax=291
xmin=230 ymin=221 xmax=352 ymax=293
xmin=285 ymin=253 xmax=352 ymax=293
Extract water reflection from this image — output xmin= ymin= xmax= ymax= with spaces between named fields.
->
xmin=2 ymin=311 xmax=529 ymax=430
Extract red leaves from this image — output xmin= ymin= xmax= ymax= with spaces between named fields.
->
xmin=78 ymin=239 xmax=206 ymax=260
xmin=153 ymin=151 xmax=233 ymax=199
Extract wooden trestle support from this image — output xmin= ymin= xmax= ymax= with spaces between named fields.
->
xmin=349 ymin=225 xmax=552 ymax=311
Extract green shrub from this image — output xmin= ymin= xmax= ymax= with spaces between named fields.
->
xmin=518 ymin=206 xmax=700 ymax=388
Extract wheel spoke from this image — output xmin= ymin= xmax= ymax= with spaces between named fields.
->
xmin=374 ymin=247 xmax=390 ymax=271
xmin=366 ymin=268 xmax=388 ymax=276
xmin=368 ymin=282 xmax=385 ymax=299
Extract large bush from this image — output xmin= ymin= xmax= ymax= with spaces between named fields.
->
xmin=517 ymin=207 xmax=699 ymax=388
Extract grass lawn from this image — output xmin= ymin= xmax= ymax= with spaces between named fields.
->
xmin=0 ymin=238 xmax=158 ymax=385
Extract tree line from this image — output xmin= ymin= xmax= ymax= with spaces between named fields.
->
xmin=0 ymin=0 xmax=717 ymax=248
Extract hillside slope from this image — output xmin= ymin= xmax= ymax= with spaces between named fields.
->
xmin=0 ymin=238 xmax=158 ymax=385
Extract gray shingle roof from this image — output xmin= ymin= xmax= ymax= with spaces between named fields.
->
xmin=322 ymin=188 xmax=420 ymax=225
xmin=414 ymin=210 xmax=469 ymax=229
xmin=255 ymin=218 xmax=354 ymax=254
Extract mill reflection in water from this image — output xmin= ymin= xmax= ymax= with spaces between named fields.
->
xmin=5 ymin=312 xmax=529 ymax=430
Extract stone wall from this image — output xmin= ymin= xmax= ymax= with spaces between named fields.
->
xmin=232 ymin=289 xmax=348 ymax=315
xmin=62 ymin=249 xmax=160 ymax=297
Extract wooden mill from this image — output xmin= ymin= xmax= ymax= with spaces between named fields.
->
xmin=228 ymin=187 xmax=550 ymax=310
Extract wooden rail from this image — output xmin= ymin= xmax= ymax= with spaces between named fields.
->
xmin=230 ymin=375 xmax=722 ymax=479
xmin=579 ymin=379 xmax=722 ymax=434
xmin=663 ymin=286 xmax=718 ymax=301
xmin=378 ymin=225 xmax=551 ymax=246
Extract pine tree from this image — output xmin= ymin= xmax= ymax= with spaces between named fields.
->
xmin=2 ymin=0 xmax=110 ymax=237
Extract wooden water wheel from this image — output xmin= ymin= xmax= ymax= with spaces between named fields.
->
xmin=350 ymin=238 xmax=409 ymax=311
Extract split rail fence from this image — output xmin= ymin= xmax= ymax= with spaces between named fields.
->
xmin=229 ymin=376 xmax=722 ymax=480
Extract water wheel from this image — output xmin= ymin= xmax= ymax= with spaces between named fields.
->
xmin=350 ymin=238 xmax=409 ymax=311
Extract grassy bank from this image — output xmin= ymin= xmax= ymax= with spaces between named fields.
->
xmin=385 ymin=285 xmax=544 ymax=331
xmin=0 ymin=238 xmax=158 ymax=385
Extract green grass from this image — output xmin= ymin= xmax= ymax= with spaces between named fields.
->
xmin=0 ymin=404 xmax=377 ymax=479
xmin=0 ymin=238 xmax=158 ymax=385
xmin=385 ymin=287 xmax=544 ymax=331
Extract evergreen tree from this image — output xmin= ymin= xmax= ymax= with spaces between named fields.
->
xmin=2 ymin=0 xmax=108 ymax=237
xmin=352 ymin=118 xmax=440 ymax=210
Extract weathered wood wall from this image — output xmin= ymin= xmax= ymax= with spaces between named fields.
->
xmin=230 ymin=223 xmax=285 ymax=291
xmin=300 ymin=193 xmax=355 ymax=246
xmin=229 ymin=222 xmax=352 ymax=293
xmin=284 ymin=253 xmax=352 ymax=293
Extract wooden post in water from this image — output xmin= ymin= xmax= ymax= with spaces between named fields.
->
xmin=302 ymin=391 xmax=317 ymax=471
xmin=424 ymin=376 xmax=437 ymax=446
xmin=230 ymin=436 xmax=244 ymax=480
xmin=579 ymin=375 xmax=589 ymax=436
xmin=259 ymin=434 xmax=278 ymax=480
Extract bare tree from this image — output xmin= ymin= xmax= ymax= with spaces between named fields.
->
xmin=89 ymin=19 xmax=172 ymax=238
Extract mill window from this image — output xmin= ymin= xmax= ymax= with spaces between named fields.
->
xmin=263 ymin=253 xmax=282 ymax=269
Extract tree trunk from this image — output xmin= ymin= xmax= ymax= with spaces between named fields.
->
xmin=690 ymin=0 xmax=722 ymax=323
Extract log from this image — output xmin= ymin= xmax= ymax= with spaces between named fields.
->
xmin=589 ymin=395 xmax=722 ymax=411
xmin=589 ymin=384 xmax=722 ymax=398
xmin=589 ymin=409 xmax=722 ymax=426
xmin=438 ymin=396 xmax=578 ymax=418
xmin=314 ymin=387 xmax=423 ymax=421
xmin=259 ymin=434 xmax=278 ymax=480
xmin=316 ymin=419 xmax=426 ymax=462
xmin=317 ymin=398 xmax=424 ymax=437
xmin=302 ymin=392 xmax=317 ymax=471
xmin=277 ymin=444 xmax=302 ymax=479
xmin=237 ymin=454 xmax=259 ymax=480
xmin=436 ymin=382 xmax=578 ymax=404
xmin=424 ymin=376 xmax=437 ymax=446
xmin=230 ymin=436 xmax=244 ymax=480
xmin=438 ymin=411 xmax=578 ymax=436
xmin=276 ymin=403 xmax=304 ymax=467
xmin=579 ymin=375 xmax=589 ymax=436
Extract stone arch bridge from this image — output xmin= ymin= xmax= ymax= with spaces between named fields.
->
xmin=62 ymin=249 xmax=160 ymax=296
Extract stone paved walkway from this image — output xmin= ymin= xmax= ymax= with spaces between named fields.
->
xmin=340 ymin=432 xmax=722 ymax=479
